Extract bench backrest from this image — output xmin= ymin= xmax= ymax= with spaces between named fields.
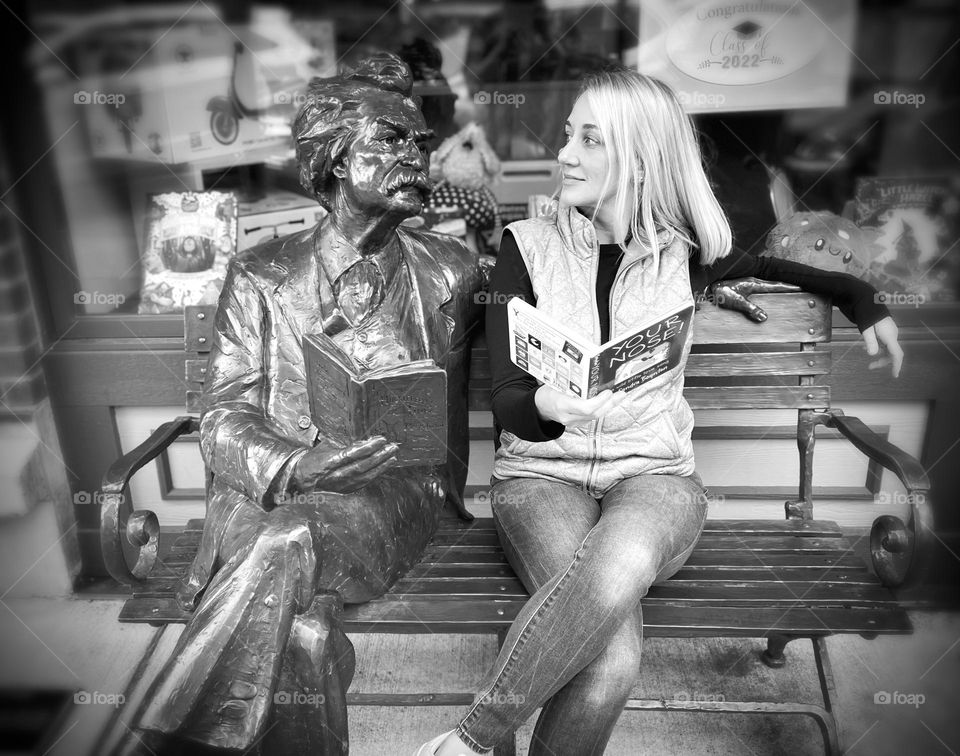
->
xmin=184 ymin=290 xmax=834 ymax=415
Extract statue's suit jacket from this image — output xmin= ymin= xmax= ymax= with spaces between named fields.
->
xmin=179 ymin=221 xmax=485 ymax=610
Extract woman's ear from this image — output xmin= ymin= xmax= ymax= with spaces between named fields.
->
xmin=333 ymin=161 xmax=347 ymax=180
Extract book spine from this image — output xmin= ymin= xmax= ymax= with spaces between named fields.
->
xmin=587 ymin=354 xmax=600 ymax=398
xmin=352 ymin=379 xmax=365 ymax=441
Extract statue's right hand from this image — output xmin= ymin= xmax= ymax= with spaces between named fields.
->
xmin=290 ymin=436 xmax=399 ymax=495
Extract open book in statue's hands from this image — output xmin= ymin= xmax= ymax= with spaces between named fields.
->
xmin=302 ymin=333 xmax=448 ymax=466
xmin=506 ymin=298 xmax=694 ymax=399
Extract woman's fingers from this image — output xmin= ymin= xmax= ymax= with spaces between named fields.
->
xmin=863 ymin=316 xmax=903 ymax=378
xmin=561 ymin=390 xmax=627 ymax=425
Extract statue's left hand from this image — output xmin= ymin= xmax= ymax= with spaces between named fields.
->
xmin=709 ymin=277 xmax=802 ymax=322
xmin=290 ymin=436 xmax=399 ymax=495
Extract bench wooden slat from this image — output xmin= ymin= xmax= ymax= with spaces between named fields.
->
xmin=433 ymin=519 xmax=848 ymax=538
xmin=419 ymin=535 xmax=858 ymax=552
xmin=385 ymin=578 xmax=895 ymax=603
xmin=470 ymin=385 xmax=833 ymax=412
xmin=691 ymin=293 xmax=831 ymax=344
xmin=337 ymin=599 xmax=908 ymax=636
xmin=685 ymin=386 xmax=830 ymax=409
xmin=682 ymin=351 xmax=831 ymax=376
xmin=168 ymin=526 xmax=851 ymax=553
xmin=118 ymin=594 xmax=909 ymax=635
xmin=128 ymin=565 xmax=885 ymax=607
xmin=467 ymin=351 xmax=831 ymax=378
xmin=415 ymin=547 xmax=864 ymax=569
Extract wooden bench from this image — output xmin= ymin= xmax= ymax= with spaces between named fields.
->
xmin=99 ymin=291 xmax=933 ymax=756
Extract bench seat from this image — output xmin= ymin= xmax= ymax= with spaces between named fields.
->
xmin=119 ymin=517 xmax=910 ymax=639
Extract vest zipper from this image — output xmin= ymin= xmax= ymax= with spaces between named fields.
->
xmin=591 ymin=251 xmax=644 ymax=495
xmin=584 ymin=229 xmax=601 ymax=493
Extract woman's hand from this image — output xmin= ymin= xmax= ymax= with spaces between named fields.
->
xmin=535 ymin=385 xmax=627 ymax=426
xmin=862 ymin=315 xmax=903 ymax=378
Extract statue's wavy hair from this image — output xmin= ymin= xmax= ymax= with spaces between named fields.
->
xmin=577 ymin=68 xmax=732 ymax=265
xmin=293 ymin=52 xmax=421 ymax=211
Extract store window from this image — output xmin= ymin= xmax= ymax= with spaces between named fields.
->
xmin=7 ymin=0 xmax=960 ymax=337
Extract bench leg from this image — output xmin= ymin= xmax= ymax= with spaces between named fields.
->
xmin=761 ymin=633 xmax=793 ymax=668
xmin=812 ymin=636 xmax=842 ymax=756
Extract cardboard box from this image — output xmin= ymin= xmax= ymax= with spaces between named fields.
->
xmin=238 ymin=190 xmax=325 ymax=251
xmin=77 ymin=11 xmax=334 ymax=165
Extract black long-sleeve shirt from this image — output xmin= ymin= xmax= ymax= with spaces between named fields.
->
xmin=488 ymin=230 xmax=890 ymax=443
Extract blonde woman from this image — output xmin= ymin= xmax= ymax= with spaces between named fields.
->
xmin=417 ymin=67 xmax=902 ymax=756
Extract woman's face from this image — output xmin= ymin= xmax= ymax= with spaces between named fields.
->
xmin=557 ymin=95 xmax=620 ymax=230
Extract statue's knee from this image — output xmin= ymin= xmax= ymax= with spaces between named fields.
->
xmin=250 ymin=516 xmax=319 ymax=600
xmin=254 ymin=514 xmax=315 ymax=556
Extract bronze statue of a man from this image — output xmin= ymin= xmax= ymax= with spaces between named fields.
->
xmin=135 ymin=53 xmax=484 ymax=754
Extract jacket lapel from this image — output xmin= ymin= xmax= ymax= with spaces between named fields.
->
xmin=269 ymin=227 xmax=328 ymax=345
xmin=399 ymin=229 xmax=454 ymax=366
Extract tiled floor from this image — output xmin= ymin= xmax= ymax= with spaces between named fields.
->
xmin=0 ymin=597 xmax=958 ymax=755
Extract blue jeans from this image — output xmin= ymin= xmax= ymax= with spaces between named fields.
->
xmin=456 ymin=473 xmax=708 ymax=754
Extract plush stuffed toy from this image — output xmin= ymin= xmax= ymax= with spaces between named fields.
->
xmin=428 ymin=122 xmax=502 ymax=248
xmin=762 ymin=210 xmax=932 ymax=295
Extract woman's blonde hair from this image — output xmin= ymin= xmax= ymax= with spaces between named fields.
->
xmin=577 ymin=68 xmax=732 ymax=264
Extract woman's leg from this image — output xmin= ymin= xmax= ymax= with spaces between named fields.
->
xmin=528 ymin=610 xmax=643 ymax=756
xmin=524 ymin=472 xmax=708 ymax=755
xmin=455 ymin=473 xmax=707 ymax=753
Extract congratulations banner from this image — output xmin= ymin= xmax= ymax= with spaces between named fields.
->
xmin=636 ymin=0 xmax=857 ymax=113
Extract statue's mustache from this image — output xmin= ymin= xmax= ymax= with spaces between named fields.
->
xmin=385 ymin=168 xmax=430 ymax=196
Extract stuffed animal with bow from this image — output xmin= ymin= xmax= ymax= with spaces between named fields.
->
xmin=428 ymin=122 xmax=502 ymax=249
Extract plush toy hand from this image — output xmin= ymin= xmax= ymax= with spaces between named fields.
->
xmin=708 ymin=278 xmax=802 ymax=322
xmin=862 ymin=315 xmax=903 ymax=378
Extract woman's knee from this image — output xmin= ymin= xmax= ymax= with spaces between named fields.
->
xmin=583 ymin=542 xmax=661 ymax=614
xmin=576 ymin=620 xmax=643 ymax=702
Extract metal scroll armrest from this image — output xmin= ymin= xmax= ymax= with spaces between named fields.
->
xmin=824 ymin=409 xmax=933 ymax=589
xmin=100 ymin=415 xmax=200 ymax=586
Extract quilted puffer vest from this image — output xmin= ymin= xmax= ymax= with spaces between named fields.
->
xmin=493 ymin=205 xmax=697 ymax=496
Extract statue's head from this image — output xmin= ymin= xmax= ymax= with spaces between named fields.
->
xmin=294 ymin=53 xmax=433 ymax=219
